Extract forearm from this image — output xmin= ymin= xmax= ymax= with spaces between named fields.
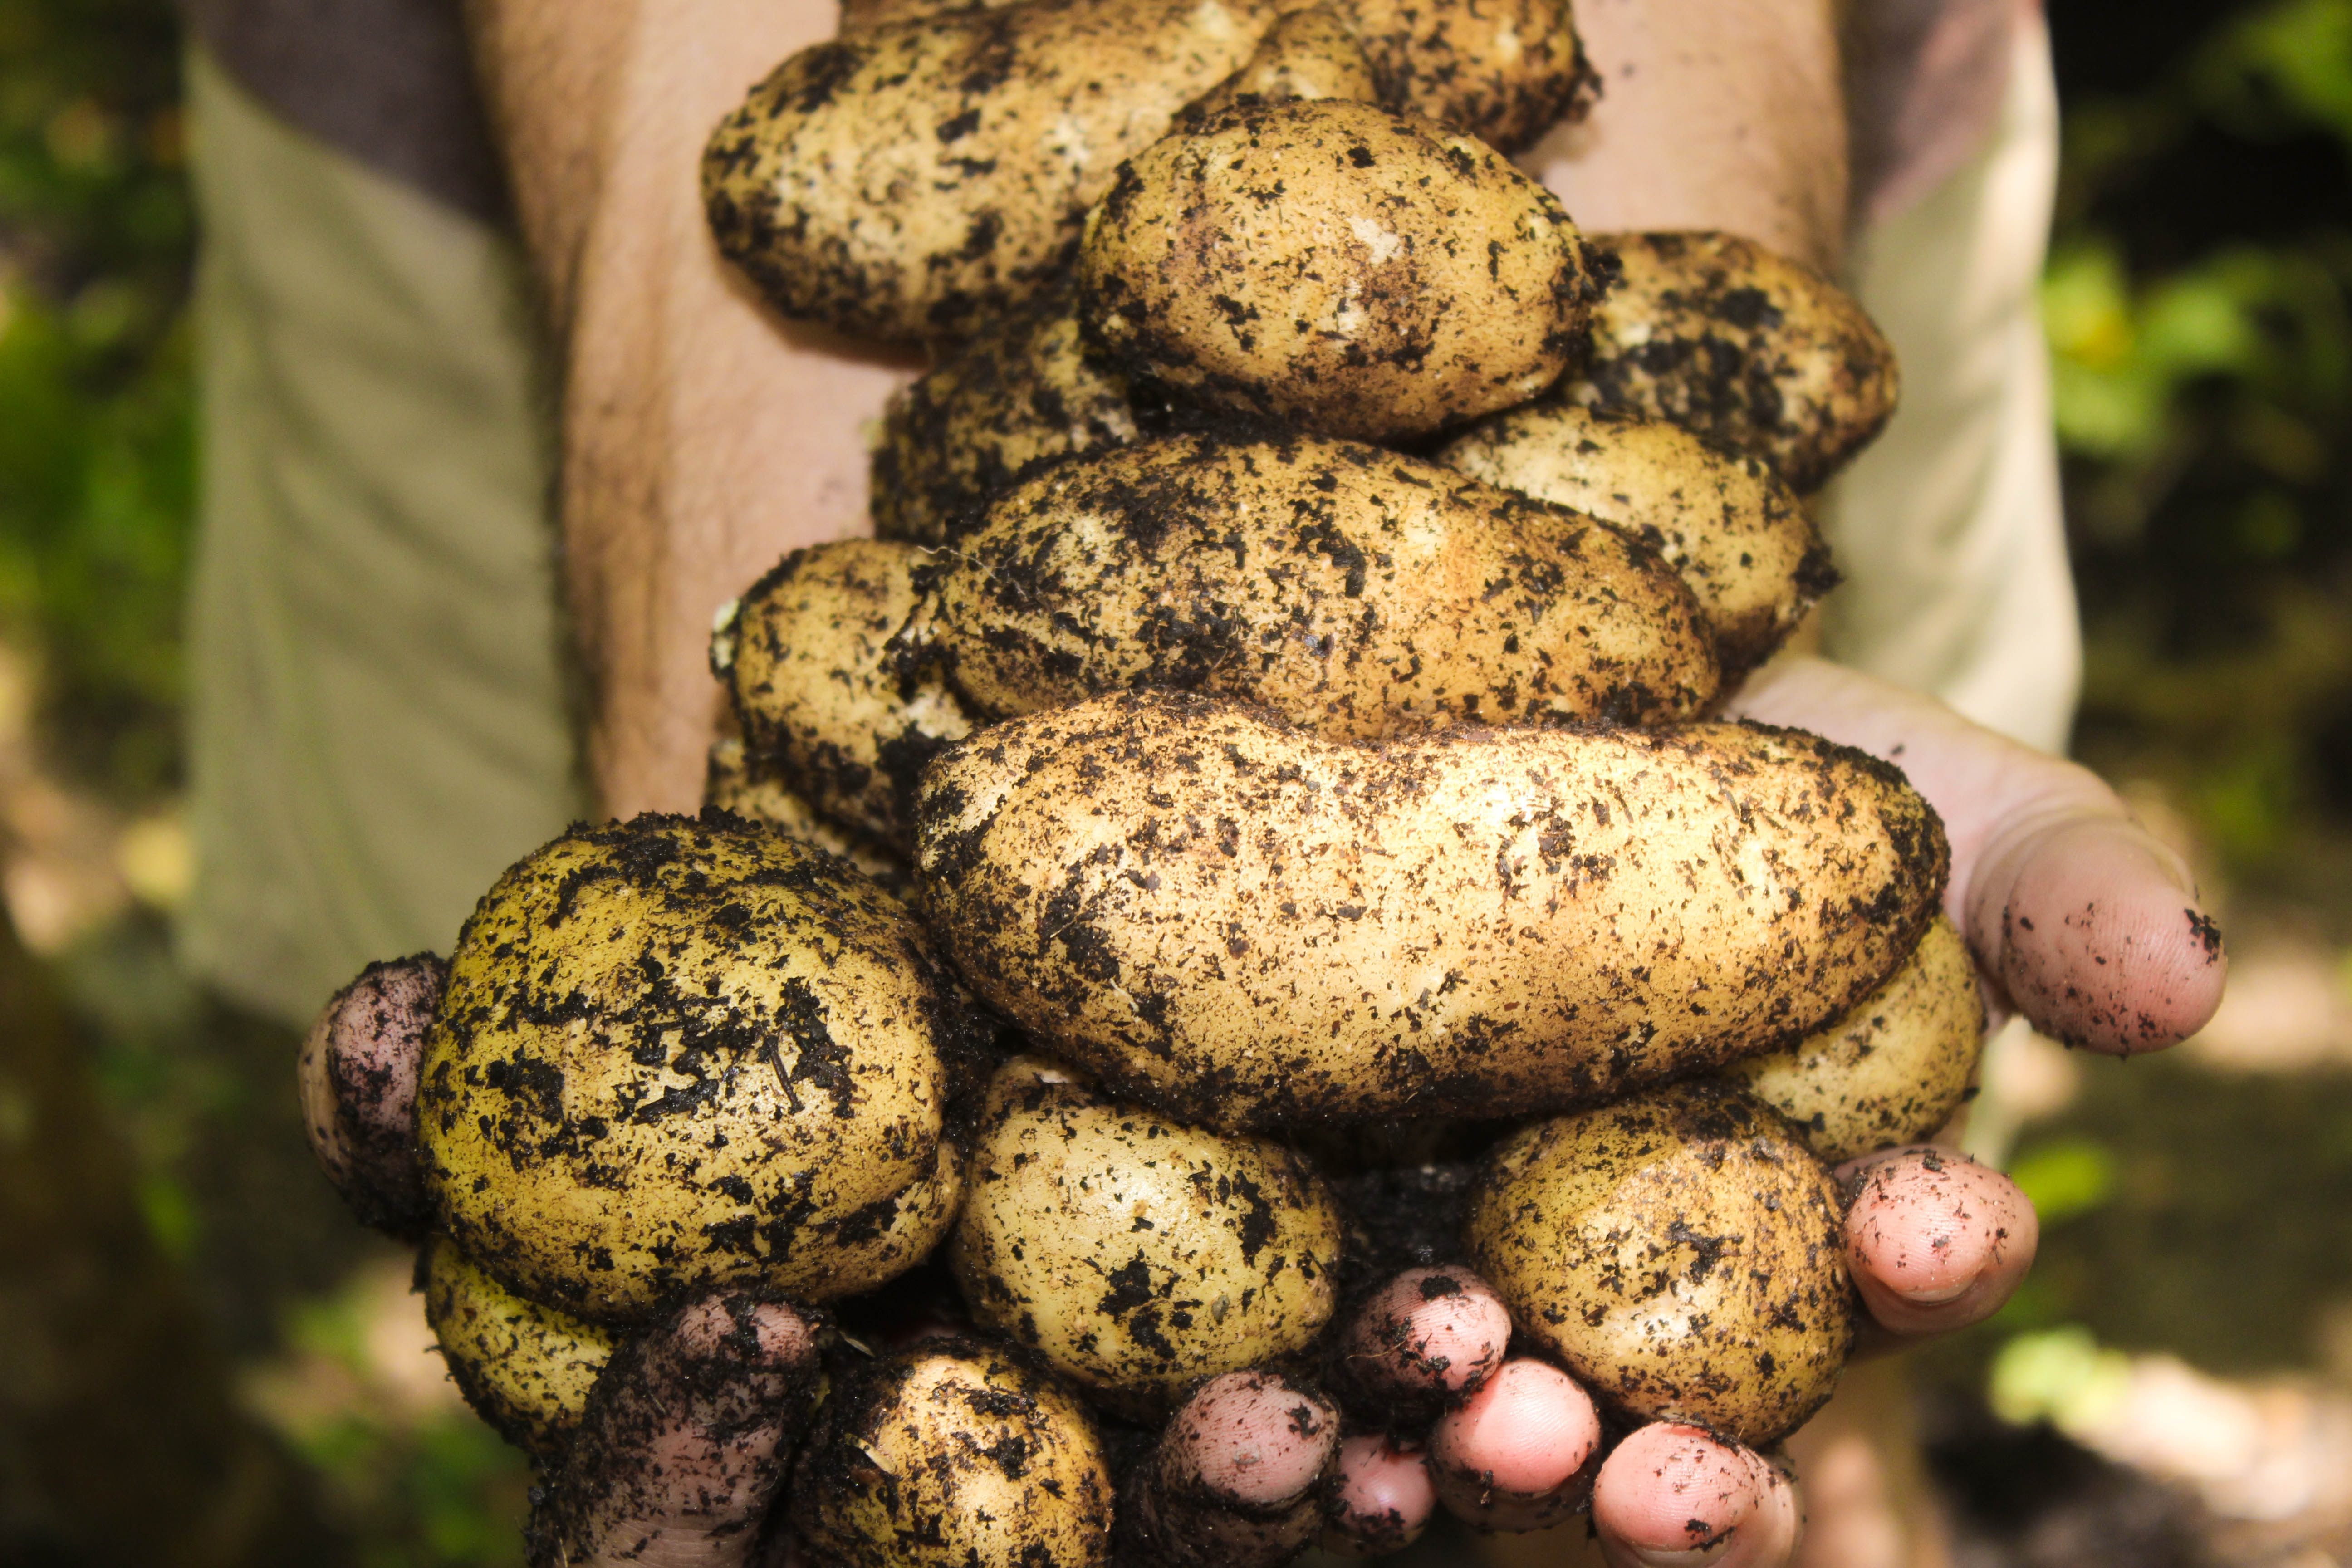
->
xmin=1521 ymin=0 xmax=1849 ymax=269
xmin=469 ymin=0 xmax=916 ymax=818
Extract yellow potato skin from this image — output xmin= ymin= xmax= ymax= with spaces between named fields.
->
xmin=1568 ymin=231 xmax=1900 ymax=492
xmin=870 ymin=288 xmax=1139 ymax=548
xmin=1724 ymin=913 xmax=1985 ymax=1164
xmin=911 ymin=431 xmax=1720 ymax=735
xmin=716 ymin=539 xmax=973 ymax=853
xmin=418 ymin=815 xmax=980 ymax=1323
xmin=1436 ymin=403 xmax=1836 ymax=676
xmin=421 ymin=1235 xmax=615 ymax=1459
xmin=951 ymin=1062 xmax=1344 ymax=1417
xmin=1078 ymin=99 xmax=1600 ymax=441
xmin=1177 ymin=5 xmax=1382 ymax=124
xmin=1339 ymin=0 xmax=1595 ymax=151
xmin=916 ymin=693 xmax=1949 ymax=1132
xmin=794 ymin=1340 xmax=1115 ymax=1568
xmin=1465 ymin=1082 xmax=1857 ymax=1447
xmin=703 ymin=737 xmax=912 ymax=894
xmin=703 ymin=0 xmax=1284 ymax=343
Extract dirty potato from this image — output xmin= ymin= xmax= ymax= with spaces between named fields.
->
xmin=793 ymin=1338 xmax=1115 ymax=1568
xmin=952 ymin=1059 xmax=1345 ymax=1416
xmin=1436 ymin=402 xmax=1836 ymax=675
xmin=1177 ymin=5 xmax=1382 ymax=126
xmin=916 ymin=692 xmax=1949 ymax=1132
xmin=1723 ymin=913 xmax=1985 ymax=1164
xmin=870 ymin=287 xmax=1140 ymax=547
xmin=1465 ymin=1081 xmax=1858 ymax=1446
xmin=1568 ymin=231 xmax=1900 ymax=492
xmin=703 ymin=0 xmax=1284 ymax=343
xmin=421 ymin=1235 xmax=615 ymax=1458
xmin=1078 ymin=99 xmax=1601 ymax=441
xmin=1339 ymin=0 xmax=1595 ymax=150
xmin=704 ymin=736 xmax=912 ymax=892
xmin=418 ymin=814 xmax=985 ymax=1323
xmin=713 ymin=539 xmax=972 ymax=853
xmin=910 ymin=431 xmax=1720 ymax=735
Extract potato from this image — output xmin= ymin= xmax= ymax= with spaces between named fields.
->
xmin=1465 ymin=1081 xmax=1857 ymax=1446
xmin=916 ymin=692 xmax=1948 ymax=1132
xmin=1722 ymin=913 xmax=1984 ymax=1164
xmin=870 ymin=287 xmax=1139 ymax=547
xmin=1435 ymin=403 xmax=1836 ymax=675
xmin=1176 ymin=5 xmax=1382 ymax=126
xmin=421 ymin=1235 xmax=615 ymax=1458
xmin=703 ymin=0 xmax=1284 ymax=343
xmin=713 ymin=539 xmax=972 ymax=852
xmin=418 ymin=814 xmax=983 ymax=1323
xmin=1568 ymin=231 xmax=1900 ymax=492
xmin=1339 ymin=0 xmax=1595 ymax=151
xmin=951 ymin=1058 xmax=1345 ymax=1416
xmin=1078 ymin=98 xmax=1600 ymax=441
xmin=704 ymin=736 xmax=912 ymax=892
xmin=909 ymin=431 xmax=1720 ymax=735
xmin=793 ymin=1338 xmax=1115 ymax=1568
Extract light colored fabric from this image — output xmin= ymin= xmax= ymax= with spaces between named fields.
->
xmin=1818 ymin=12 xmax=2079 ymax=754
xmin=178 ymin=46 xmax=581 ymax=1028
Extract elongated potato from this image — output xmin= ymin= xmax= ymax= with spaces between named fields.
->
xmin=870 ymin=288 xmax=1139 ymax=547
xmin=916 ymin=693 xmax=1948 ymax=1132
xmin=421 ymin=1235 xmax=615 ymax=1458
xmin=1436 ymin=404 xmax=1836 ymax=675
xmin=1568 ymin=231 xmax=1899 ymax=492
xmin=952 ymin=1059 xmax=1345 ymax=1416
xmin=910 ymin=431 xmax=1720 ymax=735
xmin=1723 ymin=913 xmax=1984 ymax=1164
xmin=704 ymin=736 xmax=912 ymax=892
xmin=1465 ymin=1082 xmax=1857 ymax=1446
xmin=794 ymin=1338 xmax=1115 ymax=1568
xmin=1079 ymin=99 xmax=1600 ymax=441
xmin=418 ymin=814 xmax=983 ymax=1323
xmin=713 ymin=539 xmax=972 ymax=852
xmin=704 ymin=0 xmax=1284 ymax=343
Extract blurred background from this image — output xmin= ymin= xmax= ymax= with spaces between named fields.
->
xmin=0 ymin=0 xmax=2349 ymax=1563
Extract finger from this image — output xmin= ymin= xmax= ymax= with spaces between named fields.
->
xmin=1727 ymin=656 xmax=2225 ymax=1053
xmin=296 ymin=953 xmax=445 ymax=1234
xmin=1428 ymin=1357 xmax=1603 ymax=1533
xmin=1592 ymin=1425 xmax=1798 ymax=1568
xmin=530 ymin=1294 xmax=820 ymax=1568
xmin=1321 ymin=1434 xmax=1437 ymax=1557
xmin=1840 ymin=1147 xmax=2038 ymax=1340
xmin=1330 ymin=1265 xmax=1513 ymax=1423
xmin=1117 ymin=1370 xmax=1340 ymax=1568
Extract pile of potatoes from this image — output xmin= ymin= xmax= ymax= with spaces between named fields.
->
xmin=300 ymin=2 xmax=1995 ymax=1563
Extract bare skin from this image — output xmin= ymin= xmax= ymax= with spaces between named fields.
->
xmin=449 ymin=0 xmax=2223 ymax=1560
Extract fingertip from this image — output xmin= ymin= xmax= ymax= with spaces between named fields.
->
xmin=1175 ymin=1371 xmax=1339 ymax=1508
xmin=1840 ymin=1148 xmax=2038 ymax=1337
xmin=1324 ymin=1435 xmax=1436 ymax=1556
xmin=1430 ymin=1358 xmax=1602 ymax=1498
xmin=1592 ymin=1425 xmax=1765 ymax=1565
xmin=1349 ymin=1266 xmax=1514 ymax=1396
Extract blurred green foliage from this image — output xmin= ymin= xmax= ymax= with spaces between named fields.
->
xmin=2049 ymin=0 xmax=2352 ymax=882
xmin=0 ymin=0 xmax=193 ymax=801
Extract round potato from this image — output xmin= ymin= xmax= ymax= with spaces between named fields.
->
xmin=703 ymin=736 xmax=912 ymax=893
xmin=421 ymin=1235 xmax=615 ymax=1458
xmin=1338 ymin=0 xmax=1595 ymax=151
xmin=916 ymin=692 xmax=1949 ymax=1132
xmin=1176 ymin=5 xmax=1382 ymax=127
xmin=1436 ymin=403 xmax=1836 ymax=675
xmin=419 ymin=814 xmax=983 ymax=1323
xmin=870 ymin=287 xmax=1139 ymax=548
xmin=1078 ymin=98 xmax=1600 ymax=441
xmin=793 ymin=1338 xmax=1115 ymax=1568
xmin=703 ymin=0 xmax=1285 ymax=343
xmin=910 ymin=431 xmax=1720 ymax=735
xmin=1465 ymin=1081 xmax=1857 ymax=1447
xmin=714 ymin=539 xmax=973 ymax=853
xmin=1568 ymin=230 xmax=1900 ymax=492
xmin=952 ymin=1059 xmax=1345 ymax=1416
xmin=1723 ymin=913 xmax=1985 ymax=1164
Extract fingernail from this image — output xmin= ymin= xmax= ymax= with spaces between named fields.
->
xmin=1894 ymin=1276 xmax=1972 ymax=1306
